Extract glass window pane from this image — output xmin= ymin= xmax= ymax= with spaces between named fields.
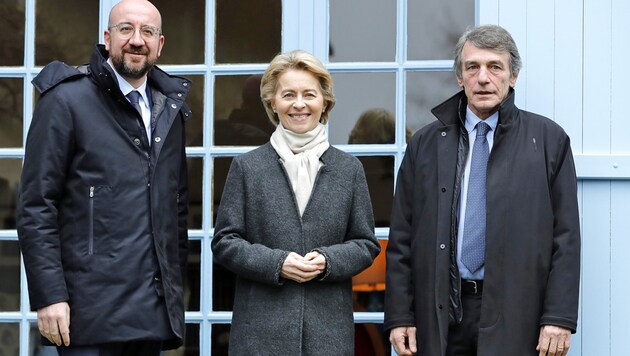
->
xmin=151 ymin=0 xmax=205 ymax=64
xmin=215 ymin=0 xmax=281 ymax=64
xmin=330 ymin=0 xmax=396 ymax=62
xmin=406 ymin=71 xmax=460 ymax=133
xmin=0 ymin=159 xmax=21 ymax=230
xmin=408 ymin=0 xmax=475 ymax=60
xmin=329 ymin=72 xmax=396 ymax=146
xmin=183 ymin=75 xmax=204 ymax=147
xmin=349 ymin=108 xmax=410 ymax=145
xmin=0 ymin=241 xmax=20 ymax=312
xmin=353 ymin=239 xmax=387 ymax=311
xmin=214 ymin=75 xmax=274 ymax=146
xmin=0 ymin=323 xmax=19 ymax=354
xmin=35 ymin=0 xmax=98 ymax=66
xmin=212 ymin=157 xmax=233 ymax=227
xmin=355 ymin=323 xmax=391 ymax=356
xmin=212 ymin=157 xmax=236 ymax=312
xmin=0 ymin=2 xmax=25 ymax=66
xmin=185 ymin=240 xmax=201 ymax=311
xmin=164 ymin=323 xmax=199 ymax=355
xmin=359 ymin=156 xmax=394 ymax=227
xmin=0 ymin=78 xmax=24 ymax=148
xmin=187 ymin=157 xmax=203 ymax=230
xmin=212 ymin=324 xmax=231 ymax=355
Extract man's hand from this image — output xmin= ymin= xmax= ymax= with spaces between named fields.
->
xmin=536 ymin=325 xmax=571 ymax=356
xmin=37 ymin=302 xmax=70 ymax=346
xmin=280 ymin=252 xmax=326 ymax=283
xmin=389 ymin=326 xmax=417 ymax=355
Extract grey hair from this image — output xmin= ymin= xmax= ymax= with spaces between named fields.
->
xmin=453 ymin=24 xmax=522 ymax=79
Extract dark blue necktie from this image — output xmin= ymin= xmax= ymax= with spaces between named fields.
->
xmin=126 ymin=90 xmax=142 ymax=116
xmin=461 ymin=121 xmax=490 ymax=273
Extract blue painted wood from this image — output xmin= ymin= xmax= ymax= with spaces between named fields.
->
xmin=611 ymin=0 xmax=630 ymax=153
xmin=610 ymin=181 xmax=630 ymax=356
xmin=554 ymin=0 xmax=584 ymax=153
xmin=525 ymin=0 xmax=555 ymax=119
xmin=581 ymin=181 xmax=611 ymax=355
xmin=583 ymin=0 xmax=612 ymax=153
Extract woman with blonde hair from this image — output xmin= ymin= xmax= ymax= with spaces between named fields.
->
xmin=212 ymin=50 xmax=380 ymax=355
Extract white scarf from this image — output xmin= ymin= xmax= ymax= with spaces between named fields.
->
xmin=270 ymin=123 xmax=330 ymax=216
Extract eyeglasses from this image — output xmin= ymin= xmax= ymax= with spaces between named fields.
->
xmin=109 ymin=23 xmax=161 ymax=40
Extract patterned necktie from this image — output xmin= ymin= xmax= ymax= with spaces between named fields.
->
xmin=461 ymin=121 xmax=490 ymax=273
xmin=126 ymin=90 xmax=142 ymax=116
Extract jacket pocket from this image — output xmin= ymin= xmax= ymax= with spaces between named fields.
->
xmin=88 ymin=186 xmax=94 ymax=255
xmin=87 ymin=185 xmax=112 ymax=255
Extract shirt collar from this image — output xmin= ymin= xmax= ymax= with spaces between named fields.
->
xmin=465 ymin=106 xmax=499 ymax=134
xmin=107 ymin=59 xmax=149 ymax=104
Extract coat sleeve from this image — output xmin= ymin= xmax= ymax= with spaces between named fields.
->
xmin=17 ymin=89 xmax=73 ymax=310
xmin=539 ymin=135 xmax=581 ymax=333
xmin=313 ymin=161 xmax=380 ymax=282
xmin=384 ymin=142 xmax=418 ymax=331
xmin=211 ymin=157 xmax=290 ymax=286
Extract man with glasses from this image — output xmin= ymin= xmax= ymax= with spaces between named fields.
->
xmin=17 ymin=1 xmax=191 ymax=354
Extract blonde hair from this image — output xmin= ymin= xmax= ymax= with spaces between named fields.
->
xmin=260 ymin=50 xmax=335 ymax=125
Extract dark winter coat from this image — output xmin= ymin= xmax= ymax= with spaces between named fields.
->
xmin=212 ymin=143 xmax=381 ymax=355
xmin=17 ymin=45 xmax=191 ymax=349
xmin=385 ymin=89 xmax=580 ymax=355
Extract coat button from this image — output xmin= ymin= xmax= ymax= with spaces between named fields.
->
xmin=177 ymin=93 xmax=182 ymax=97
xmin=154 ymin=137 xmax=161 ymax=143
xmin=133 ymin=138 xmax=141 ymax=146
xmin=441 ymin=187 xmax=446 ymax=192
xmin=440 ymin=243 xmax=446 ymax=250
xmin=171 ymin=103 xmax=177 ymax=109
xmin=441 ymin=132 xmax=447 ymax=137
xmin=438 ymin=304 xmax=443 ymax=309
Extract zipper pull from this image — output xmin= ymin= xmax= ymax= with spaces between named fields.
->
xmin=89 ymin=186 xmax=94 ymax=198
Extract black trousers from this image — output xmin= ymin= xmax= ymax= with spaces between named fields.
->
xmin=446 ymin=292 xmax=482 ymax=356
xmin=56 ymin=341 xmax=162 ymax=356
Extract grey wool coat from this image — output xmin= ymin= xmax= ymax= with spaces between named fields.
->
xmin=212 ymin=143 xmax=381 ymax=355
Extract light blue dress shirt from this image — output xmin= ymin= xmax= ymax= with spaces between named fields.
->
xmin=457 ymin=107 xmax=498 ymax=280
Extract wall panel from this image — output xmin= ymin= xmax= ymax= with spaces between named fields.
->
xmin=580 ymin=181 xmax=611 ymax=355
xmin=610 ymin=181 xmax=630 ymax=356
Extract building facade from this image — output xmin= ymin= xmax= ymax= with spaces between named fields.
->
xmin=0 ymin=0 xmax=628 ymax=355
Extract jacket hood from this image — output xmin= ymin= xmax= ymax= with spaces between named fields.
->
xmin=431 ymin=88 xmax=518 ymax=127
xmin=32 ymin=61 xmax=88 ymax=94
xmin=33 ymin=45 xmax=192 ymax=105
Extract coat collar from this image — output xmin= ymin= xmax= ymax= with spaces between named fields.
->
xmin=431 ymin=88 xmax=518 ymax=128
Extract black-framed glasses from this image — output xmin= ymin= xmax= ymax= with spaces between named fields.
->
xmin=109 ymin=23 xmax=161 ymax=40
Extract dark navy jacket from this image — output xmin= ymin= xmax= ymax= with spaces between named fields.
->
xmin=17 ymin=45 xmax=191 ymax=349
xmin=385 ymin=89 xmax=580 ymax=355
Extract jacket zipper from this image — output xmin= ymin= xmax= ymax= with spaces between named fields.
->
xmin=88 ymin=186 xmax=94 ymax=255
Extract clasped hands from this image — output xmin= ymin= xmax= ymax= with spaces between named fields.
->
xmin=280 ymin=251 xmax=326 ymax=283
